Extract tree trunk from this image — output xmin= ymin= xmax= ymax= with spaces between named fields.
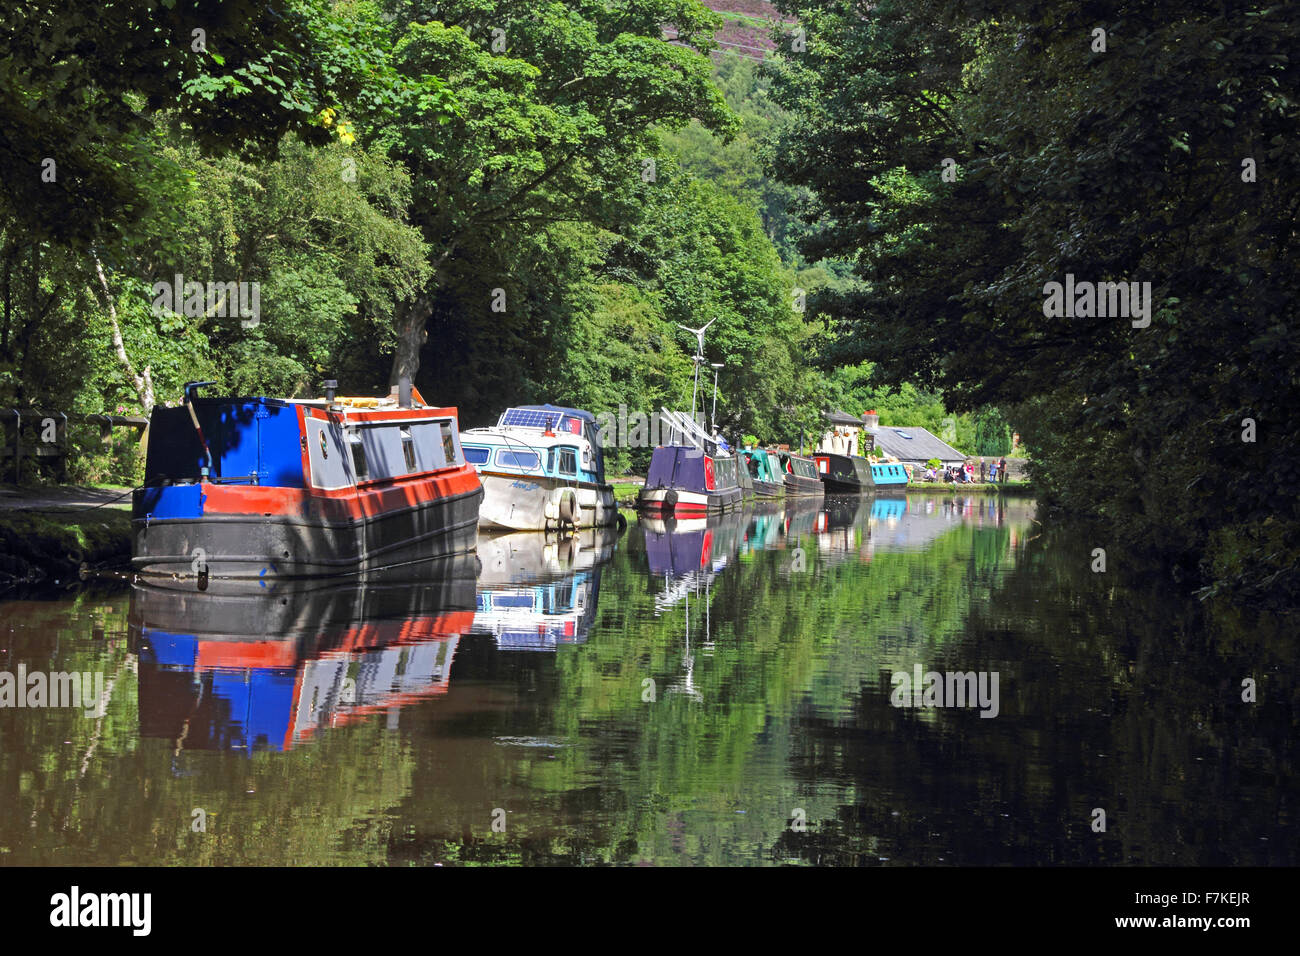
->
xmin=389 ymin=291 xmax=433 ymax=388
xmin=94 ymin=255 xmax=154 ymax=411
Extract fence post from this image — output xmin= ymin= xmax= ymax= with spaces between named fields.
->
xmin=58 ymin=411 xmax=69 ymax=482
xmin=10 ymin=409 xmax=20 ymax=484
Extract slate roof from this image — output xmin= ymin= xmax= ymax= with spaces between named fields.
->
xmin=867 ymin=425 xmax=966 ymax=462
xmin=825 ymin=409 xmax=865 ymax=426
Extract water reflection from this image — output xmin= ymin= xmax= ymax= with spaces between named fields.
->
xmin=1 ymin=491 xmax=1294 ymax=866
xmin=129 ymin=556 xmax=478 ymax=753
xmin=472 ymin=527 xmax=619 ymax=651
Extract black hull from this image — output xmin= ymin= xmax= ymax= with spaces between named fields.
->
xmin=820 ymin=476 xmax=870 ymax=494
xmin=784 ymin=475 xmax=825 ymax=497
xmin=751 ymin=480 xmax=785 ymax=498
xmin=129 ymin=553 xmax=479 ymax=636
xmin=132 ymin=486 xmax=483 ymax=581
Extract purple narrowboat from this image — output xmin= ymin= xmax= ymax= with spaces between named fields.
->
xmin=636 ymin=445 xmax=744 ymax=517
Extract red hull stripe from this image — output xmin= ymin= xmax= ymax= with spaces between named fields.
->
xmin=640 ymin=503 xmax=710 ymax=515
xmin=193 ymin=611 xmax=475 ymax=671
xmin=201 ymin=465 xmax=481 ymax=520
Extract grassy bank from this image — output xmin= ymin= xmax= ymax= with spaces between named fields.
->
xmin=0 ymin=509 xmax=132 ymax=588
xmin=906 ymin=481 xmax=1034 ymax=495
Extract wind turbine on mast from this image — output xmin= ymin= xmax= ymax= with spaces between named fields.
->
xmin=676 ymin=316 xmax=717 ymax=425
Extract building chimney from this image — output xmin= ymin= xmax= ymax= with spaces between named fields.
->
xmin=863 ymin=409 xmax=879 ymax=429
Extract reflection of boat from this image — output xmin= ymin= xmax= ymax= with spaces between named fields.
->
xmin=824 ymin=494 xmax=867 ymax=528
xmin=472 ymin=574 xmax=600 ymax=651
xmin=871 ymin=496 xmax=908 ymax=521
xmin=641 ymin=512 xmax=747 ymax=703
xmin=783 ymin=497 xmax=823 ymax=539
xmin=817 ymin=495 xmax=867 ymax=561
xmin=740 ymin=501 xmax=785 ymax=554
xmin=133 ymin=383 xmax=482 ymax=581
xmin=129 ymin=556 xmax=478 ymax=752
xmin=461 ymin=405 xmax=616 ymax=530
xmin=778 ymin=451 xmax=825 ymax=498
xmin=471 ymin=528 xmax=618 ymax=651
xmin=477 ymin=526 xmax=619 ymax=583
xmin=641 ymin=509 xmax=747 ymax=612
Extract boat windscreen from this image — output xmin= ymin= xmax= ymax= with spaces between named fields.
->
xmin=714 ymin=456 xmax=738 ymax=489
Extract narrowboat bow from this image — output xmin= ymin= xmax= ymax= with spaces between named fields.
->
xmin=779 ymin=451 xmax=825 ymax=498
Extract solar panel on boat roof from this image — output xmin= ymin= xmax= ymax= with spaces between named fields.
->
xmin=500 ymin=408 xmax=563 ymax=429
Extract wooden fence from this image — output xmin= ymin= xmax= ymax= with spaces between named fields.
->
xmin=0 ymin=409 xmax=148 ymax=482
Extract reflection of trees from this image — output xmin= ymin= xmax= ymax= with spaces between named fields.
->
xmin=385 ymin=515 xmax=1026 ymax=865
xmin=9 ymin=507 xmax=1288 ymax=866
xmin=774 ymin=527 xmax=1297 ymax=866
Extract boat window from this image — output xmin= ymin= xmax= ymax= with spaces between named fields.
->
xmin=498 ymin=449 xmax=541 ymax=470
xmin=348 ymin=433 xmax=368 ymax=481
xmin=440 ymin=422 xmax=458 ymax=466
xmin=715 ymin=457 xmax=735 ymax=487
xmin=557 ymin=446 xmax=578 ymax=476
xmin=400 ymin=427 xmax=417 ymax=472
xmin=464 ymin=445 xmax=490 ymax=465
xmin=358 ymin=425 xmax=406 ymax=479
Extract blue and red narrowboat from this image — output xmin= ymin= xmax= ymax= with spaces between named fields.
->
xmin=133 ymin=382 xmax=483 ymax=581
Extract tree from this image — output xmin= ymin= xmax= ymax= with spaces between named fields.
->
xmin=0 ymin=0 xmax=425 ymax=251
xmin=369 ymin=0 xmax=736 ymax=385
xmin=768 ymin=0 xmax=1300 ymax=603
xmin=973 ymin=407 xmax=1011 ymax=457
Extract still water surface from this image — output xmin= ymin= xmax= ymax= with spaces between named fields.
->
xmin=1 ymin=493 xmax=1294 ymax=865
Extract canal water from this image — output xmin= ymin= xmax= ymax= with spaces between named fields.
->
xmin=0 ymin=493 xmax=1294 ymax=865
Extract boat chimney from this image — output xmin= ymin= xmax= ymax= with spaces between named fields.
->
xmin=398 ymin=375 xmax=412 ymax=408
xmin=323 ymin=379 xmax=338 ymax=403
xmin=863 ymin=409 xmax=879 ymax=429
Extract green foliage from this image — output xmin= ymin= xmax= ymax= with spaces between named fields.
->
xmin=974 ymin=407 xmax=1011 ymax=457
xmin=662 ymin=53 xmax=809 ymax=264
xmin=768 ymin=0 xmax=1300 ymax=604
xmin=0 ymin=0 xmax=430 ymax=251
xmin=823 ymin=361 xmax=976 ymax=454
